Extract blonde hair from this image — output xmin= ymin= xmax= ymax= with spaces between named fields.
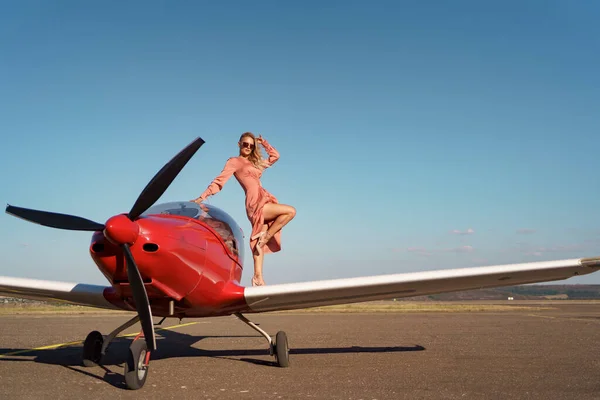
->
xmin=239 ymin=132 xmax=268 ymax=170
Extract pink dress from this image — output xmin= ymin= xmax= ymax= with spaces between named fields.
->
xmin=199 ymin=139 xmax=281 ymax=254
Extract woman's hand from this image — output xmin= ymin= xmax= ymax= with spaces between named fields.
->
xmin=191 ymin=196 xmax=204 ymax=205
xmin=256 ymin=135 xmax=264 ymax=145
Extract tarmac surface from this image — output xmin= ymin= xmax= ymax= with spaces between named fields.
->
xmin=1 ymin=301 xmax=600 ymax=399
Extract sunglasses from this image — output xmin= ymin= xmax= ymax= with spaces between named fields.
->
xmin=241 ymin=142 xmax=254 ymax=149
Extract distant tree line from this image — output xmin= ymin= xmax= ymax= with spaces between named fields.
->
xmin=502 ymin=285 xmax=600 ymax=299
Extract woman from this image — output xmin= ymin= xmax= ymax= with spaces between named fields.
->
xmin=192 ymin=132 xmax=296 ymax=286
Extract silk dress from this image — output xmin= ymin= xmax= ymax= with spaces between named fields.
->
xmin=199 ymin=139 xmax=281 ymax=254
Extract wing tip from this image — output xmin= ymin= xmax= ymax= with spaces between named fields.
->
xmin=581 ymin=257 xmax=600 ymax=267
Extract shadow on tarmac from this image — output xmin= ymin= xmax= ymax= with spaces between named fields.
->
xmin=0 ymin=328 xmax=425 ymax=389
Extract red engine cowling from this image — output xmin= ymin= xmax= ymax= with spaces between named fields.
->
xmin=89 ymin=215 xmax=245 ymax=317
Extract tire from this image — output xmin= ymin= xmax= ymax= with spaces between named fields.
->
xmin=124 ymin=340 xmax=149 ymax=390
xmin=274 ymin=331 xmax=289 ymax=367
xmin=82 ymin=330 xmax=103 ymax=367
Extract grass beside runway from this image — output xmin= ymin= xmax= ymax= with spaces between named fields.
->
xmin=0 ymin=303 xmax=131 ymax=315
xmin=269 ymin=302 xmax=554 ymax=313
xmin=0 ymin=300 xmax=557 ymax=315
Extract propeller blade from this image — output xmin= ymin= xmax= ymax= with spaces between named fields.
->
xmin=128 ymin=137 xmax=205 ymax=220
xmin=5 ymin=205 xmax=105 ymax=231
xmin=122 ymin=243 xmax=156 ymax=351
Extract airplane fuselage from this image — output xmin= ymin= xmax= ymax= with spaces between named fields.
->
xmin=89 ymin=202 xmax=248 ymax=318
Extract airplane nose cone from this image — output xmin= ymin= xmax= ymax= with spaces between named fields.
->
xmin=104 ymin=214 xmax=139 ymax=245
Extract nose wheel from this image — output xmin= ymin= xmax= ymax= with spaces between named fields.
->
xmin=124 ymin=339 xmax=150 ymax=390
xmin=81 ymin=315 xmax=153 ymax=390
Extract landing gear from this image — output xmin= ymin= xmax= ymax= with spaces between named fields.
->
xmin=124 ymin=339 xmax=149 ymax=390
xmin=234 ymin=313 xmax=290 ymax=367
xmin=82 ymin=330 xmax=104 ymax=367
xmin=81 ymin=314 xmax=153 ymax=390
xmin=82 ymin=315 xmax=140 ymax=367
xmin=274 ymin=330 xmax=289 ymax=367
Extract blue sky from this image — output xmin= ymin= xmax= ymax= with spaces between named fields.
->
xmin=1 ymin=1 xmax=599 ymax=287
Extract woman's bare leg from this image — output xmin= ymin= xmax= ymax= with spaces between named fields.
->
xmin=252 ymin=252 xmax=264 ymax=285
xmin=252 ymin=224 xmax=268 ymax=285
xmin=259 ymin=203 xmax=296 ymax=247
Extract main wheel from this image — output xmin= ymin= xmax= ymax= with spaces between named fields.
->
xmin=124 ymin=340 xmax=149 ymax=390
xmin=82 ymin=330 xmax=104 ymax=367
xmin=274 ymin=331 xmax=289 ymax=367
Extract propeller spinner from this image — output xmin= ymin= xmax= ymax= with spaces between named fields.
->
xmin=4 ymin=137 xmax=206 ymax=351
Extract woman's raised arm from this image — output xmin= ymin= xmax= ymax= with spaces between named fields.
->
xmin=258 ymin=136 xmax=280 ymax=167
xmin=193 ymin=157 xmax=239 ymax=202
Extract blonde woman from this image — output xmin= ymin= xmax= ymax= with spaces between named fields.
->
xmin=192 ymin=132 xmax=296 ymax=286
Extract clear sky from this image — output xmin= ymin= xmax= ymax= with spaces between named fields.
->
xmin=1 ymin=1 xmax=599 ymax=287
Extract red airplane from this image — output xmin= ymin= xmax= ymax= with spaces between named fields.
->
xmin=2 ymin=137 xmax=599 ymax=390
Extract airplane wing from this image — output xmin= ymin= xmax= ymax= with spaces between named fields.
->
xmin=0 ymin=276 xmax=121 ymax=310
xmin=242 ymin=257 xmax=600 ymax=313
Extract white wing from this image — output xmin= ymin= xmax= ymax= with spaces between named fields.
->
xmin=0 ymin=276 xmax=120 ymax=310
xmin=243 ymin=257 xmax=600 ymax=313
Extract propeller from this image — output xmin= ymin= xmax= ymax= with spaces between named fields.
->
xmin=5 ymin=205 xmax=105 ymax=231
xmin=4 ymin=136 xmax=206 ymax=352
xmin=128 ymin=137 xmax=205 ymax=220
xmin=122 ymin=243 xmax=156 ymax=350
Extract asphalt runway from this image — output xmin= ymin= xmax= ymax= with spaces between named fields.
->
xmin=1 ymin=301 xmax=600 ymax=399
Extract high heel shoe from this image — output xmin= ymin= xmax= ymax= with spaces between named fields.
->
xmin=251 ymin=231 xmax=269 ymax=255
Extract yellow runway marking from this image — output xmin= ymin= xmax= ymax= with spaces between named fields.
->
xmin=0 ymin=321 xmax=199 ymax=358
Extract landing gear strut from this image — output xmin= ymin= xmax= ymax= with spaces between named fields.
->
xmin=81 ymin=314 xmax=153 ymax=390
xmin=82 ymin=315 xmax=140 ymax=367
xmin=234 ymin=312 xmax=289 ymax=367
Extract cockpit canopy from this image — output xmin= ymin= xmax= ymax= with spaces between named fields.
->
xmin=141 ymin=201 xmax=245 ymax=262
